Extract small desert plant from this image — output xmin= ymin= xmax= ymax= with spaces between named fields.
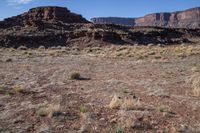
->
xmin=191 ymin=67 xmax=200 ymax=73
xmin=109 ymin=94 xmax=122 ymax=109
xmin=37 ymin=104 xmax=61 ymax=117
xmin=5 ymin=58 xmax=12 ymax=62
xmin=80 ymin=105 xmax=88 ymax=113
xmin=157 ymin=105 xmax=171 ymax=113
xmin=48 ymin=104 xmax=61 ymax=118
xmin=13 ymin=85 xmax=25 ymax=93
xmin=115 ymin=127 xmax=124 ymax=133
xmin=121 ymin=97 xmax=140 ymax=110
xmin=0 ymin=85 xmax=5 ymax=93
xmin=36 ymin=107 xmax=48 ymax=117
xmin=192 ymin=76 xmax=200 ymax=96
xmin=70 ymin=72 xmax=81 ymax=80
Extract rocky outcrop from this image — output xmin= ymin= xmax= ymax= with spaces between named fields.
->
xmin=0 ymin=6 xmax=200 ymax=48
xmin=0 ymin=6 xmax=89 ymax=28
xmin=91 ymin=7 xmax=200 ymax=28
xmin=91 ymin=17 xmax=135 ymax=26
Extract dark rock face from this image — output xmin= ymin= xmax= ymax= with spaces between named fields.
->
xmin=0 ymin=6 xmax=89 ymax=28
xmin=91 ymin=7 xmax=200 ymax=28
xmin=91 ymin=17 xmax=135 ymax=26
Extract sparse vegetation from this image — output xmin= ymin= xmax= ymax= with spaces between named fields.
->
xmin=13 ymin=85 xmax=25 ymax=93
xmin=0 ymin=85 xmax=5 ymax=93
xmin=115 ymin=127 xmax=124 ymax=133
xmin=37 ymin=104 xmax=61 ymax=117
xmin=192 ymin=75 xmax=200 ymax=96
xmin=157 ymin=105 xmax=171 ymax=113
xmin=48 ymin=104 xmax=61 ymax=118
xmin=70 ymin=72 xmax=81 ymax=80
xmin=121 ymin=97 xmax=140 ymax=110
xmin=36 ymin=107 xmax=48 ymax=117
xmin=80 ymin=105 xmax=88 ymax=113
xmin=109 ymin=94 xmax=141 ymax=110
xmin=109 ymin=94 xmax=122 ymax=109
xmin=1 ymin=45 xmax=200 ymax=132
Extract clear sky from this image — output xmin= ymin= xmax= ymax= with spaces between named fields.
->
xmin=0 ymin=0 xmax=200 ymax=21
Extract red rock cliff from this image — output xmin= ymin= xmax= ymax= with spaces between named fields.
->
xmin=91 ymin=7 xmax=200 ymax=28
xmin=0 ymin=6 xmax=89 ymax=28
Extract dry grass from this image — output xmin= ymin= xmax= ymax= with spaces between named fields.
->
xmin=192 ymin=75 xmax=200 ymax=96
xmin=109 ymin=94 xmax=141 ymax=110
xmin=121 ymin=97 xmax=140 ymax=110
xmin=47 ymin=104 xmax=61 ymax=118
xmin=109 ymin=94 xmax=122 ymax=109
xmin=13 ymin=85 xmax=25 ymax=93
xmin=191 ymin=67 xmax=200 ymax=73
xmin=36 ymin=104 xmax=61 ymax=118
xmin=83 ymin=45 xmax=200 ymax=59
xmin=157 ymin=105 xmax=171 ymax=113
xmin=36 ymin=107 xmax=48 ymax=117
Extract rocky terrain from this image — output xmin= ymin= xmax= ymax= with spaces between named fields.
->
xmin=91 ymin=7 xmax=200 ymax=28
xmin=0 ymin=6 xmax=200 ymax=48
xmin=1 ymin=44 xmax=200 ymax=132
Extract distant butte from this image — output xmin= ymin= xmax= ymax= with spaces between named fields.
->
xmin=91 ymin=7 xmax=200 ymax=28
xmin=0 ymin=6 xmax=89 ymax=28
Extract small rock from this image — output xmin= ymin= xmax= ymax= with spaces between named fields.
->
xmin=36 ymin=124 xmax=51 ymax=133
xmin=99 ymin=118 xmax=105 ymax=122
xmin=18 ymin=46 xmax=27 ymax=50
xmin=38 ymin=45 xmax=45 ymax=50
xmin=147 ymin=43 xmax=154 ymax=47
xmin=110 ymin=118 xmax=117 ymax=123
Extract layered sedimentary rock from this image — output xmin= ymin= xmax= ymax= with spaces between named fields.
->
xmin=91 ymin=17 xmax=135 ymax=26
xmin=91 ymin=7 xmax=200 ymax=28
xmin=0 ymin=6 xmax=200 ymax=48
xmin=0 ymin=6 xmax=89 ymax=28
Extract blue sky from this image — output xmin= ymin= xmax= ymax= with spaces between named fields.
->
xmin=0 ymin=0 xmax=200 ymax=21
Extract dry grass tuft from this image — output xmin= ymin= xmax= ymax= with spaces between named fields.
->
xmin=109 ymin=94 xmax=122 ymax=109
xmin=36 ymin=107 xmax=48 ymax=117
xmin=47 ymin=104 xmax=61 ymax=118
xmin=121 ymin=97 xmax=140 ymax=110
xmin=192 ymin=75 xmax=200 ymax=96
xmin=109 ymin=94 xmax=141 ymax=110
xmin=13 ymin=85 xmax=25 ymax=93
xmin=157 ymin=105 xmax=171 ymax=113
xmin=36 ymin=104 xmax=61 ymax=118
xmin=191 ymin=67 xmax=199 ymax=73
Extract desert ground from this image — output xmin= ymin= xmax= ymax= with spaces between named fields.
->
xmin=0 ymin=44 xmax=200 ymax=133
